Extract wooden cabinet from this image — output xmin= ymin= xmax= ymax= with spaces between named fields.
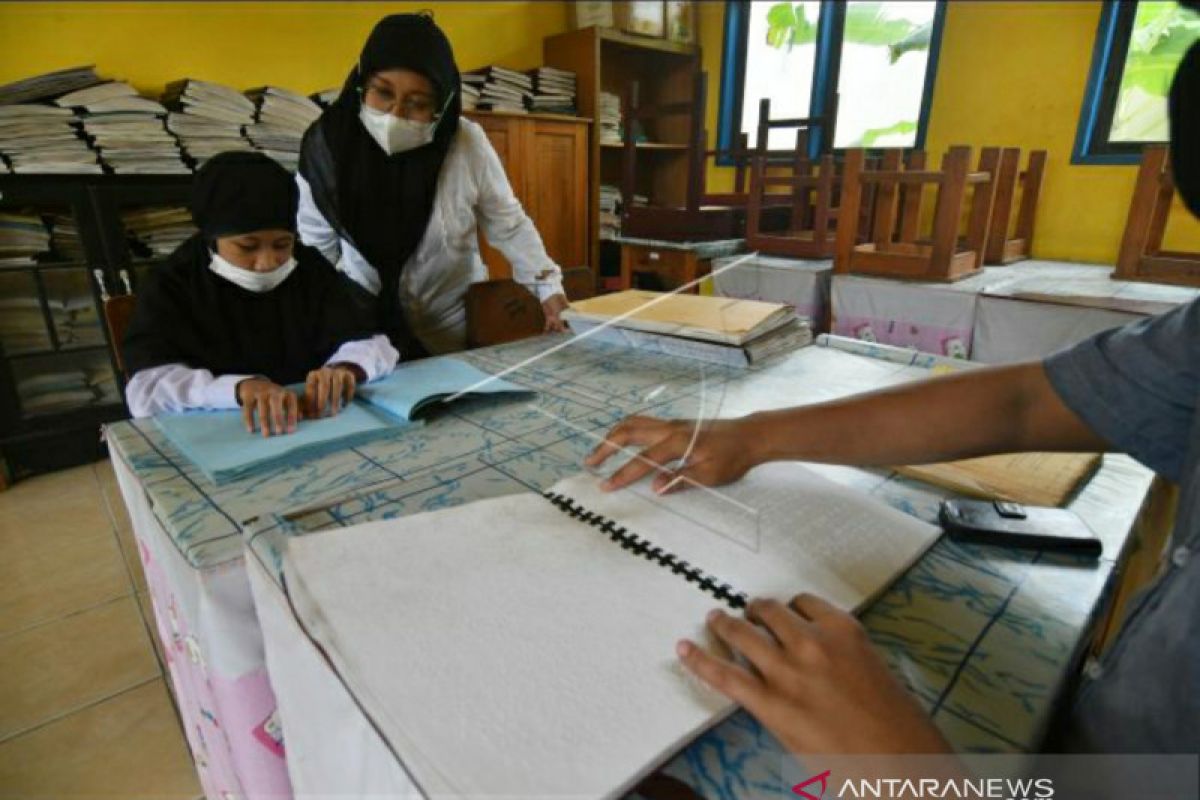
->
xmin=467 ymin=111 xmax=590 ymax=295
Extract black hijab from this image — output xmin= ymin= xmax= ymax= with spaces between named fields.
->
xmin=298 ymin=13 xmax=462 ymax=354
xmin=122 ymin=151 xmax=374 ymax=385
xmin=192 ymin=150 xmax=299 ymax=238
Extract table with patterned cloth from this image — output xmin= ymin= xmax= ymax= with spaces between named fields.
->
xmin=97 ymin=333 xmax=1152 ymax=800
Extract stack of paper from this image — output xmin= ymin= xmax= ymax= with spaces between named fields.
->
xmin=563 ymin=290 xmax=797 ymax=346
xmin=463 ymin=66 xmax=531 ymax=114
xmin=162 ymin=79 xmax=256 ymax=165
xmin=599 ymin=91 xmax=622 ymax=144
xmin=52 ymin=290 xmax=104 ymax=348
xmin=48 ymin=214 xmax=85 ymax=262
xmin=527 ymin=66 xmax=576 ymax=115
xmin=16 ymin=368 xmax=98 ymax=415
xmin=60 ymin=82 xmax=189 ymax=174
xmin=599 ymin=184 xmax=622 ymax=240
xmin=121 ymin=206 xmax=196 ymax=259
xmin=0 ymin=212 xmax=51 ymax=268
xmin=0 ymin=66 xmax=102 ymax=105
xmin=461 ymin=81 xmax=480 ymax=112
xmin=244 ymin=86 xmax=322 ymax=171
xmin=310 ymin=87 xmax=339 ymax=109
xmin=0 ymin=104 xmax=101 ymax=174
xmin=0 ymin=296 xmax=55 ymax=353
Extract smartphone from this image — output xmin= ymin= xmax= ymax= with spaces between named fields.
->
xmin=939 ymin=499 xmax=1102 ymax=558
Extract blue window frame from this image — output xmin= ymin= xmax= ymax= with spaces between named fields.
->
xmin=715 ymin=0 xmax=947 ymax=164
xmin=1074 ymin=1 xmax=1199 ymax=165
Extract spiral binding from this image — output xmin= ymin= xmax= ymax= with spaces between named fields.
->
xmin=543 ymin=491 xmax=748 ymax=610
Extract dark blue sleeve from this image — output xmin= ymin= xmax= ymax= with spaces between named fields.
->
xmin=1043 ymin=299 xmax=1199 ymax=483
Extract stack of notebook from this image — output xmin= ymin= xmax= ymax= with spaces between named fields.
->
xmin=0 ymin=212 xmax=51 ymax=267
xmin=244 ymin=86 xmax=322 ymax=171
xmin=0 ymin=66 xmax=102 ymax=105
xmin=598 ymin=91 xmax=622 ymax=144
xmin=562 ymin=290 xmax=811 ymax=367
xmin=0 ymin=104 xmax=100 ymax=174
xmin=162 ymin=78 xmax=255 ymax=166
xmin=462 ymin=66 xmax=531 ymax=114
xmin=59 ymin=82 xmax=189 ymax=174
xmin=121 ymin=206 xmax=196 ymax=259
xmin=526 ymin=66 xmax=576 ymax=115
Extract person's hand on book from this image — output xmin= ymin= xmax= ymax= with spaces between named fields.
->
xmin=677 ymin=594 xmax=953 ymax=757
xmin=304 ymin=363 xmax=363 ymax=419
xmin=542 ymin=293 xmax=569 ymax=333
xmin=585 ymin=415 xmax=759 ymax=492
xmin=237 ymin=378 xmax=300 ymax=438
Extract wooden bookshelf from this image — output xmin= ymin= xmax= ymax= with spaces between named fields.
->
xmin=544 ymin=26 xmax=700 ymax=293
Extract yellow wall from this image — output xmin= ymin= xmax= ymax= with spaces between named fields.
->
xmin=0 ymin=2 xmax=568 ymax=97
xmin=701 ymin=1 xmax=1200 ymax=265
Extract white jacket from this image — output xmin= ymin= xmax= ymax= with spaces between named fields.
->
xmin=296 ymin=118 xmax=565 ymax=356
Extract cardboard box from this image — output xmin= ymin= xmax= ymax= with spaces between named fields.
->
xmin=615 ymin=1 xmax=665 ymax=38
xmin=571 ymin=1 xmax=614 ymax=29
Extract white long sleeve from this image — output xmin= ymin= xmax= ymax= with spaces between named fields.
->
xmin=470 ymin=127 xmax=565 ymax=302
xmin=295 ymin=173 xmax=343 ymax=267
xmin=325 ymin=334 xmax=398 ymax=382
xmin=125 ymin=365 xmax=250 ymax=418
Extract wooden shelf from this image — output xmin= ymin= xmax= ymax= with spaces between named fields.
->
xmin=595 ymin=27 xmax=698 ymax=57
xmin=544 ymin=25 xmax=701 ymax=295
xmin=466 ymin=109 xmax=593 ymax=125
xmin=600 ymin=142 xmax=688 ymax=151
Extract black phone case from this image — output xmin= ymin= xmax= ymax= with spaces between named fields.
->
xmin=939 ymin=499 xmax=1102 ymax=557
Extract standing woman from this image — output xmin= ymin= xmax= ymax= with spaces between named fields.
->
xmin=297 ymin=13 xmax=569 ymax=357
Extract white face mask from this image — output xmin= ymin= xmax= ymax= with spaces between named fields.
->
xmin=208 ymin=251 xmax=297 ymax=293
xmin=359 ymin=104 xmax=436 ymax=155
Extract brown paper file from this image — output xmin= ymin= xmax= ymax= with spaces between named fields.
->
xmin=896 ymin=451 xmax=1102 ymax=507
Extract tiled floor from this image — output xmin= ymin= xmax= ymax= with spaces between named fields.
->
xmin=0 ymin=460 xmax=202 ymax=799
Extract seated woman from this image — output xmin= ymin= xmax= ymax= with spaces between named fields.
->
xmin=297 ymin=12 xmax=569 ymax=357
xmin=123 ymin=151 xmax=398 ymax=437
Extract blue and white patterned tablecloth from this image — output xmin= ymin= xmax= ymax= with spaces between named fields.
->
xmin=109 ymin=333 xmax=1154 ymax=800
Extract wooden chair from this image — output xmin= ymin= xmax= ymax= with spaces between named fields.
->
xmin=834 ymin=145 xmax=999 ymax=282
xmin=984 ymin=148 xmax=1046 ymax=265
xmin=620 ymin=72 xmax=742 ymax=241
xmin=465 ymin=279 xmax=546 ymax=349
xmin=96 ymin=269 xmax=136 ymax=379
xmin=1115 ymin=145 xmax=1200 ymax=287
xmin=743 ymin=97 xmax=848 ymax=259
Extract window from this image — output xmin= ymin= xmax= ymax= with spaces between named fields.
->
xmin=1074 ymin=1 xmax=1200 ymax=164
xmin=717 ymin=1 xmax=946 ymax=158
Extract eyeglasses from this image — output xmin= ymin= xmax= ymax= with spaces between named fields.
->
xmin=362 ymin=83 xmax=447 ymax=121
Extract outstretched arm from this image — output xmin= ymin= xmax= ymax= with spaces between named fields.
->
xmin=587 ymin=361 xmax=1109 ymax=492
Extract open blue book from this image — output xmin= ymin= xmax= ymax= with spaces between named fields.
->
xmin=154 ymin=358 xmax=532 ymax=484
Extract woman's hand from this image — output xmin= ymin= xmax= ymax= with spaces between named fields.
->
xmin=584 ymin=415 xmax=765 ymax=493
xmin=237 ymin=378 xmax=300 ymax=438
xmin=678 ymin=595 xmax=953 ymax=757
xmin=304 ymin=364 xmax=361 ymax=419
xmin=542 ymin=292 xmax=569 ymax=333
